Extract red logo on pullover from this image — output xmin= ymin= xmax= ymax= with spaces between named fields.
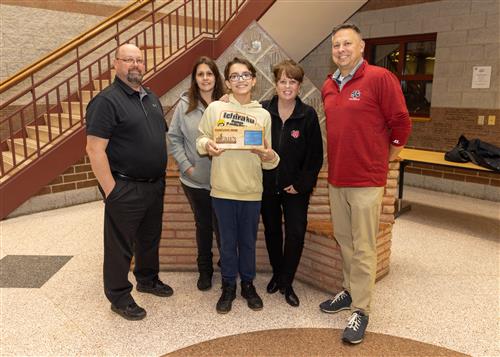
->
xmin=349 ymin=89 xmax=361 ymax=101
xmin=291 ymin=130 xmax=300 ymax=139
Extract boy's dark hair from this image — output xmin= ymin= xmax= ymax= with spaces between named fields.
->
xmin=224 ymin=57 xmax=256 ymax=80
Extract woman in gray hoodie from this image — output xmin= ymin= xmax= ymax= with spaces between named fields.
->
xmin=168 ymin=56 xmax=225 ymax=290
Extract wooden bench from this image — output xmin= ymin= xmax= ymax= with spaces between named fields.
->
xmin=397 ymin=148 xmax=494 ymax=216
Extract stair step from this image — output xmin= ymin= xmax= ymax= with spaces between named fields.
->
xmin=93 ymin=79 xmax=110 ymax=90
xmin=26 ymin=125 xmax=65 ymax=142
xmin=80 ymin=90 xmax=99 ymax=102
xmin=44 ymin=113 xmax=80 ymax=129
xmin=2 ymin=151 xmax=27 ymax=171
xmin=8 ymin=138 xmax=41 ymax=156
xmin=61 ymin=101 xmax=88 ymax=115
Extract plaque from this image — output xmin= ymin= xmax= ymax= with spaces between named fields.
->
xmin=214 ymin=125 xmax=264 ymax=149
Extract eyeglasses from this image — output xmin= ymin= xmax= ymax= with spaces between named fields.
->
xmin=228 ymin=72 xmax=253 ymax=82
xmin=116 ymin=57 xmax=144 ymax=65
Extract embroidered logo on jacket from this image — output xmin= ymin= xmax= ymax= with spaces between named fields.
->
xmin=291 ymin=130 xmax=300 ymax=139
xmin=349 ymin=90 xmax=361 ymax=101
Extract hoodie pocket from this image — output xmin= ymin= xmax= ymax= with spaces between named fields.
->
xmin=187 ymin=157 xmax=211 ymax=185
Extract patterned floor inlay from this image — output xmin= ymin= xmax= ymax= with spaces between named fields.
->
xmin=165 ymin=328 xmax=470 ymax=357
xmin=0 ymin=255 xmax=72 ymax=288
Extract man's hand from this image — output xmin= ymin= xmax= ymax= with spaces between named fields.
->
xmin=103 ymin=182 xmax=115 ymax=198
xmin=205 ymin=139 xmax=225 ymax=156
xmin=86 ymin=135 xmax=115 ymax=198
xmin=251 ymin=138 xmax=275 ymax=162
xmin=389 ymin=144 xmax=404 ymax=162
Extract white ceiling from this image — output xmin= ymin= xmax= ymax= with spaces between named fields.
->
xmin=258 ymin=0 xmax=367 ymax=61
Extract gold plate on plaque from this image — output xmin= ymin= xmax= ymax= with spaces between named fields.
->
xmin=214 ymin=125 xmax=264 ymax=149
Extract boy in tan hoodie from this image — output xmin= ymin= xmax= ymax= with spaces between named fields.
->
xmin=197 ymin=57 xmax=279 ymax=314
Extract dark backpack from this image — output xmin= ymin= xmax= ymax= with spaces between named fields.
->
xmin=445 ymin=135 xmax=500 ymax=172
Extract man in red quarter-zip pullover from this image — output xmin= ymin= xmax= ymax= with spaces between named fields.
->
xmin=319 ymin=23 xmax=412 ymax=345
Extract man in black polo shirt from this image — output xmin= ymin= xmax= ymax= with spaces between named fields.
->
xmin=86 ymin=43 xmax=172 ymax=321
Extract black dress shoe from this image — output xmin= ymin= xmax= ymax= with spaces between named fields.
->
xmin=197 ymin=272 xmax=212 ymax=291
xmin=111 ymin=302 xmax=146 ymax=321
xmin=266 ymin=276 xmax=279 ymax=294
xmin=284 ymin=286 xmax=300 ymax=307
xmin=137 ymin=279 xmax=173 ymax=297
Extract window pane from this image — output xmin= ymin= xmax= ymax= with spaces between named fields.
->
xmin=404 ymin=41 xmax=436 ymax=75
xmin=372 ymin=44 xmax=399 ymax=74
xmin=401 ymin=80 xmax=432 ymax=117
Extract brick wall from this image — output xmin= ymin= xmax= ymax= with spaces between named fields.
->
xmin=408 ymin=108 xmax=500 ymax=150
xmin=159 ymin=162 xmax=399 ymax=293
xmin=34 ymin=155 xmax=97 ymax=196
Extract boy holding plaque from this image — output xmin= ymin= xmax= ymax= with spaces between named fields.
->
xmin=196 ymin=57 xmax=279 ymax=314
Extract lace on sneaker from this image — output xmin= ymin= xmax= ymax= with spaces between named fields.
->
xmin=346 ymin=312 xmax=362 ymax=332
xmin=329 ymin=290 xmax=348 ymax=306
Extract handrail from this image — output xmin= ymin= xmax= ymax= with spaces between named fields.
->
xmin=0 ymin=0 xmax=250 ymax=179
xmin=0 ymin=0 xmax=153 ymax=93
xmin=0 ymin=0 xmax=276 ymax=219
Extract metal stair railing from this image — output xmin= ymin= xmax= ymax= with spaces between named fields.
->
xmin=0 ymin=0 xmax=247 ymax=179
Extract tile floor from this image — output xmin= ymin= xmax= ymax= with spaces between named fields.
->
xmin=1 ymin=186 xmax=499 ymax=356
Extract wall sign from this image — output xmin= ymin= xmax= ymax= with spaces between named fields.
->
xmin=471 ymin=66 xmax=491 ymax=89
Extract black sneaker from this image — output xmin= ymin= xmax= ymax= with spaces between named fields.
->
xmin=110 ymin=302 xmax=146 ymax=321
xmin=216 ymin=282 xmax=236 ymax=314
xmin=319 ymin=290 xmax=352 ymax=313
xmin=137 ymin=279 xmax=173 ymax=297
xmin=241 ymin=281 xmax=263 ymax=311
xmin=342 ymin=310 xmax=369 ymax=344
xmin=197 ymin=272 xmax=212 ymax=291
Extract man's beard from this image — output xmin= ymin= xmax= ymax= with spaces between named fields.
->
xmin=127 ymin=71 xmax=143 ymax=85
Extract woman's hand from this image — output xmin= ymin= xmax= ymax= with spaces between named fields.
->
xmin=219 ymin=94 xmax=230 ymax=103
xmin=283 ymin=185 xmax=298 ymax=194
xmin=185 ymin=166 xmax=194 ymax=176
xmin=205 ymin=139 xmax=225 ymax=156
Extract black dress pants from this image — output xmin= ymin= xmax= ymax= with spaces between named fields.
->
xmin=181 ymin=183 xmax=220 ymax=274
xmin=261 ymin=191 xmax=310 ymax=288
xmin=103 ymin=178 xmax=165 ymax=308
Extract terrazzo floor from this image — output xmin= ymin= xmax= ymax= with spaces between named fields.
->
xmin=1 ymin=186 xmax=499 ymax=356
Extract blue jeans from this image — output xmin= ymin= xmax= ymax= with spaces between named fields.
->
xmin=212 ymin=198 xmax=261 ymax=284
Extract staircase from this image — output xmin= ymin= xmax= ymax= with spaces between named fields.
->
xmin=0 ymin=0 xmax=275 ymax=219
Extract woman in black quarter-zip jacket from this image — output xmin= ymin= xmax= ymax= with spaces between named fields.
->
xmin=260 ymin=60 xmax=323 ymax=307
